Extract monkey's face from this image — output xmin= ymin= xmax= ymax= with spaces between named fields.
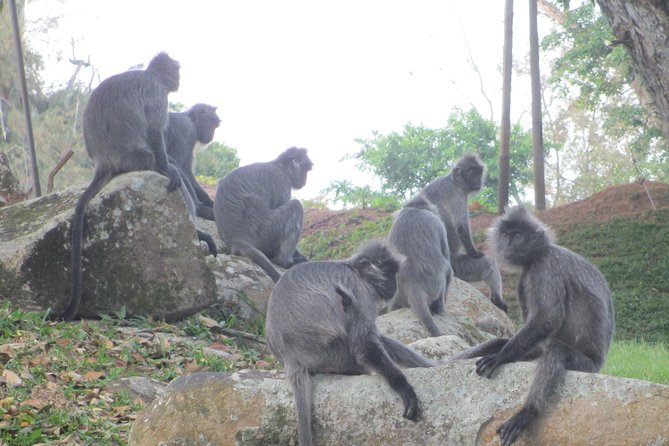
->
xmin=291 ymin=157 xmax=313 ymax=189
xmin=462 ymin=165 xmax=484 ymax=192
xmin=491 ymin=207 xmax=550 ymax=267
xmin=192 ymin=105 xmax=221 ymax=144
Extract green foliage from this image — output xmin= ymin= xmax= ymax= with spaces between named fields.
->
xmin=555 ymin=210 xmax=669 ymax=344
xmin=194 ymin=141 xmax=240 ymax=179
xmin=322 ymin=180 xmax=401 ymax=210
xmin=541 ymin=1 xmax=667 ymax=203
xmin=602 ymin=340 xmax=669 ymax=385
xmin=348 ymin=108 xmax=534 ymax=207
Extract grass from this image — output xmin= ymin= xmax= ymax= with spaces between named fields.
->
xmin=555 ymin=209 xmax=669 ymax=344
xmin=602 ymin=340 xmax=669 ymax=385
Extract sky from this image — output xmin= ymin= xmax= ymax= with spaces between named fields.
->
xmin=26 ymin=0 xmax=539 ymax=200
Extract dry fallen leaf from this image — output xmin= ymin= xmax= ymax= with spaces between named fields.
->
xmin=83 ymin=370 xmax=105 ymax=382
xmin=2 ymin=369 xmax=23 ymax=387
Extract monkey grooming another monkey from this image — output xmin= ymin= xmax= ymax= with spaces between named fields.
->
xmin=422 ymin=153 xmax=508 ymax=312
xmin=214 ymin=147 xmax=312 ymax=282
xmin=453 ymin=206 xmax=615 ymax=446
xmin=388 ymin=194 xmax=453 ymax=336
xmin=166 ymin=103 xmax=221 ymax=220
xmin=266 ymin=240 xmax=436 ymax=446
xmin=64 ymin=52 xmax=182 ymax=321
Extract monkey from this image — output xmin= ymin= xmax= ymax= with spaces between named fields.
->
xmin=422 ymin=153 xmax=508 ymax=312
xmin=452 ymin=206 xmax=615 ymax=446
xmin=213 ymin=147 xmax=312 ymax=282
xmin=165 ymin=103 xmax=221 ymax=221
xmin=62 ymin=52 xmax=182 ymax=321
xmin=265 ymin=240 xmax=436 ymax=446
xmin=387 ymin=194 xmax=453 ymax=337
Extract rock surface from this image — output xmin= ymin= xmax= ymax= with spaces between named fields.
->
xmin=377 ymin=278 xmax=515 ymax=345
xmin=129 ymin=363 xmax=669 ymax=446
xmin=0 ymin=171 xmax=273 ymax=320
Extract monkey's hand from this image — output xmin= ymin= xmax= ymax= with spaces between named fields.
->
xmin=467 ymin=248 xmax=486 ymax=259
xmin=164 ymin=163 xmax=182 ymax=192
xmin=475 ymin=353 xmax=505 ymax=378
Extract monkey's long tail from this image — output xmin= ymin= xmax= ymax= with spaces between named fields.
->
xmin=237 ymin=243 xmax=282 ymax=282
xmin=61 ymin=170 xmax=113 ymax=321
xmin=381 ymin=335 xmax=437 ymax=368
xmin=288 ymin=364 xmax=313 ymax=446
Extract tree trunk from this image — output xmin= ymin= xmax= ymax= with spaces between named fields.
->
xmin=529 ymin=0 xmax=546 ymax=210
xmin=596 ymin=0 xmax=669 ymax=142
xmin=498 ymin=0 xmax=513 ymax=215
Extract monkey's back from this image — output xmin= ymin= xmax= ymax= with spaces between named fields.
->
xmin=214 ymin=162 xmax=292 ymax=242
xmin=265 ymin=261 xmax=377 ymax=374
xmin=389 ymin=206 xmax=450 ymax=294
xmin=165 ymin=112 xmax=197 ymax=169
xmin=83 ymin=70 xmax=169 ymax=173
xmin=522 ymin=245 xmax=615 ymax=367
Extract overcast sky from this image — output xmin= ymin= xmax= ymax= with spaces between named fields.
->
xmin=27 ymin=0 xmax=540 ymax=200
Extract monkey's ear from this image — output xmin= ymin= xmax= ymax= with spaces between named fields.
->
xmin=356 ymin=256 xmax=371 ymax=269
xmin=334 ymin=285 xmax=354 ymax=312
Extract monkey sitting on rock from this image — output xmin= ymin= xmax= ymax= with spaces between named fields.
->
xmin=422 ymin=153 xmax=508 ymax=312
xmin=64 ymin=52 xmax=182 ymax=321
xmin=266 ymin=240 xmax=436 ymax=446
xmin=453 ymin=206 xmax=615 ymax=446
xmin=166 ymin=103 xmax=221 ymax=221
xmin=214 ymin=147 xmax=312 ymax=282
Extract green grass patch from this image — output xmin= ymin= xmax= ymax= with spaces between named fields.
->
xmin=555 ymin=209 xmax=669 ymax=343
xmin=300 ymin=209 xmax=394 ymax=260
xmin=602 ymin=340 xmax=669 ymax=385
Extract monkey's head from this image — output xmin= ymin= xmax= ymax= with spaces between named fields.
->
xmin=489 ymin=206 xmax=554 ymax=269
xmin=277 ymin=147 xmax=313 ymax=189
xmin=452 ymin=153 xmax=485 ymax=194
xmin=188 ymin=104 xmax=221 ymax=144
xmin=147 ymin=52 xmax=180 ymax=92
xmin=349 ymin=240 xmax=404 ymax=301
xmin=404 ymin=194 xmax=438 ymax=214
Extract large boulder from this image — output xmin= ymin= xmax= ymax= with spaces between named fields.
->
xmin=0 ymin=171 xmax=273 ymax=320
xmin=129 ymin=363 xmax=669 ymax=446
xmin=377 ymin=278 xmax=516 ymax=345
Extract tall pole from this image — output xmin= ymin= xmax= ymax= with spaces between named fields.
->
xmin=529 ymin=0 xmax=545 ymax=210
xmin=498 ymin=0 xmax=514 ymax=214
xmin=9 ymin=0 xmax=41 ymax=197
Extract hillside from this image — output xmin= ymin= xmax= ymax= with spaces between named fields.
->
xmin=301 ymin=181 xmax=669 ymax=343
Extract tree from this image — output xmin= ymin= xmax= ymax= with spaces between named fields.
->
xmin=499 ymin=0 xmax=514 ymax=214
xmin=596 ymin=0 xmax=669 ymax=142
xmin=193 ymin=141 xmax=240 ymax=179
xmin=349 ymin=108 xmax=534 ymax=208
xmin=530 ymin=0 xmax=546 ymax=210
xmin=539 ymin=1 xmax=667 ymax=204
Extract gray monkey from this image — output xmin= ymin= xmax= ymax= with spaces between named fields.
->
xmin=453 ymin=206 xmax=615 ymax=446
xmin=64 ymin=52 xmax=182 ymax=321
xmin=166 ymin=103 xmax=221 ymax=221
xmin=422 ymin=153 xmax=508 ymax=312
xmin=388 ymin=194 xmax=453 ymax=336
xmin=266 ymin=240 xmax=436 ymax=446
xmin=214 ymin=147 xmax=312 ymax=282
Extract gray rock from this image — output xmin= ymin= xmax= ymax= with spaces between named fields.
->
xmin=104 ymin=376 xmax=168 ymax=405
xmin=0 ymin=171 xmax=272 ymax=321
xmin=409 ymin=335 xmax=471 ymax=361
xmin=377 ymin=278 xmax=516 ymax=345
xmin=129 ymin=364 xmax=669 ymax=446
